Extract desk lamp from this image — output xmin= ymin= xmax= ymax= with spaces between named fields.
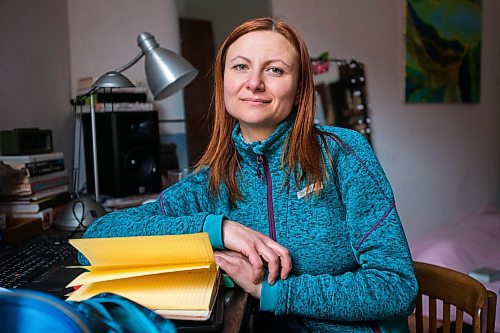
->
xmin=54 ymin=32 xmax=198 ymax=231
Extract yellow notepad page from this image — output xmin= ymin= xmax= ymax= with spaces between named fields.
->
xmin=67 ymin=269 xmax=218 ymax=311
xmin=69 ymin=233 xmax=214 ymax=267
xmin=67 ymin=262 xmax=212 ymax=287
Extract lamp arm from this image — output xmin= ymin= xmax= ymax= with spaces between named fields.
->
xmin=114 ymin=51 xmax=145 ymax=73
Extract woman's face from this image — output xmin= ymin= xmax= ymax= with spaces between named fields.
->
xmin=223 ymin=30 xmax=299 ymax=142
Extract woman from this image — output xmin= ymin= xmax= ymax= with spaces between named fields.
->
xmin=80 ymin=17 xmax=418 ymax=332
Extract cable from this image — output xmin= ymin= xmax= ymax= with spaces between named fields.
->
xmin=67 ymin=199 xmax=87 ymax=239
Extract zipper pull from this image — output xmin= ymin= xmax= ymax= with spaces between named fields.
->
xmin=256 ymin=155 xmax=263 ymax=180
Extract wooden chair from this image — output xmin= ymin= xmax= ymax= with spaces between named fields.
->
xmin=412 ymin=261 xmax=497 ymax=333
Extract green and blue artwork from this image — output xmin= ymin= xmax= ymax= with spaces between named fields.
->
xmin=405 ymin=0 xmax=482 ymax=103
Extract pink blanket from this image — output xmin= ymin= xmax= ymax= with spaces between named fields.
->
xmin=409 ymin=208 xmax=500 ymax=332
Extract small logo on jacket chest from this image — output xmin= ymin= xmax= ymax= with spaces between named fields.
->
xmin=297 ymin=182 xmax=323 ymax=199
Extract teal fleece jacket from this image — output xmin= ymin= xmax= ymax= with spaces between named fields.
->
xmin=80 ymin=118 xmax=418 ymax=332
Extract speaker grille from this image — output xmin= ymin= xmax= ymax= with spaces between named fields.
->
xmin=123 ymin=147 xmax=157 ymax=180
xmin=82 ymin=111 xmax=162 ymax=198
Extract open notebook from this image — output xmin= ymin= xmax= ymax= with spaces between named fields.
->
xmin=66 ymin=233 xmax=220 ymax=320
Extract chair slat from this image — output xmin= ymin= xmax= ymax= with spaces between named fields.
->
xmin=455 ymin=308 xmax=463 ymax=333
xmin=429 ymin=297 xmax=437 ymax=333
xmin=416 ymin=294 xmax=423 ymax=333
xmin=442 ymin=302 xmax=451 ymax=332
xmin=472 ymin=309 xmax=481 ymax=333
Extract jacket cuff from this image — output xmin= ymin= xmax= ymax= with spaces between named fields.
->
xmin=202 ymin=214 xmax=225 ymax=249
xmin=259 ymin=279 xmax=280 ymax=312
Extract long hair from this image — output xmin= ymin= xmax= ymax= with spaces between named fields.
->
xmin=196 ymin=17 xmax=329 ymax=206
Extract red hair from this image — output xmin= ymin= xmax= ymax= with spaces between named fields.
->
xmin=196 ymin=17 xmax=329 ymax=205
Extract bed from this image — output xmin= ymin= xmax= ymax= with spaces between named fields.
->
xmin=409 ymin=207 xmax=500 ymax=332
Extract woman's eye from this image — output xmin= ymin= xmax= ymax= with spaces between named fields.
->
xmin=233 ymin=64 xmax=248 ymax=71
xmin=267 ymin=66 xmax=284 ymax=75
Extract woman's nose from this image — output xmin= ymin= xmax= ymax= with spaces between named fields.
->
xmin=246 ymin=72 xmax=264 ymax=92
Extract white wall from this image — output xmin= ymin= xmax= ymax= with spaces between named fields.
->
xmin=67 ymin=0 xmax=185 ymax=137
xmin=177 ymin=0 xmax=271 ymax=48
xmin=0 ymin=1 xmax=72 ymax=173
xmin=272 ymin=0 xmax=500 ymax=239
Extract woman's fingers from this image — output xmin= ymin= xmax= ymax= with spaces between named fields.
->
xmin=246 ymin=236 xmax=291 ymax=284
xmin=222 ymin=220 xmax=292 ymax=284
xmin=267 ymin=243 xmax=292 ymax=279
xmin=245 ymin=248 xmax=265 ymax=283
xmin=214 ymin=252 xmax=234 ymax=273
xmin=253 ymin=239 xmax=281 ymax=284
xmin=214 ymin=250 xmax=262 ymax=298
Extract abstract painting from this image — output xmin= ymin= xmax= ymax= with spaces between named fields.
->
xmin=405 ymin=0 xmax=482 ymax=103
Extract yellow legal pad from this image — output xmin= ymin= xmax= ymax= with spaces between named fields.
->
xmin=66 ymin=233 xmax=220 ymax=320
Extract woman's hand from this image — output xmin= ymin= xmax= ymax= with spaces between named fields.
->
xmin=222 ymin=220 xmax=291 ymax=285
xmin=214 ymin=250 xmax=262 ymax=299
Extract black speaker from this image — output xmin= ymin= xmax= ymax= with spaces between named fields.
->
xmin=82 ymin=111 xmax=162 ymax=198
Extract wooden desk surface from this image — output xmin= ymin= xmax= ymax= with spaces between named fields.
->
xmin=222 ymin=287 xmax=250 ymax=333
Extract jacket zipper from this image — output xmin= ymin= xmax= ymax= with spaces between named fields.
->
xmin=257 ymin=154 xmax=276 ymax=241
xmin=256 ymin=155 xmax=263 ymax=180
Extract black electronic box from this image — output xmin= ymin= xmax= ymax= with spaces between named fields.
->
xmin=0 ymin=128 xmax=53 ymax=155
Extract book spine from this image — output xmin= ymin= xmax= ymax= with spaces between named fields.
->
xmin=29 ymin=176 xmax=69 ymax=192
xmin=0 ymin=192 xmax=70 ymax=214
xmin=3 ymin=175 xmax=69 ymax=196
xmin=7 ymin=159 xmax=65 ymax=177
xmin=0 ymin=204 xmax=39 ymax=214
xmin=11 ymin=169 xmax=68 ymax=184
xmin=8 ymin=208 xmax=53 ymax=230
xmin=0 ymin=151 xmax=63 ymax=163
xmin=27 ymin=185 xmax=69 ymax=201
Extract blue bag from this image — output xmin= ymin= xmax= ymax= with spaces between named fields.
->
xmin=0 ymin=289 xmax=176 ymax=333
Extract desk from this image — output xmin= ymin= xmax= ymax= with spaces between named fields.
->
xmin=222 ymin=287 xmax=250 ymax=333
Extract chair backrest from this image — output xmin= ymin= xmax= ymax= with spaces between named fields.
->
xmin=412 ymin=261 xmax=497 ymax=333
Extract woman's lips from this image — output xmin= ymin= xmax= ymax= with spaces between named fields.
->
xmin=240 ymin=97 xmax=271 ymax=104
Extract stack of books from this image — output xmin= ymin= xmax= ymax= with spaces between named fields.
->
xmin=0 ymin=151 xmax=71 ymax=243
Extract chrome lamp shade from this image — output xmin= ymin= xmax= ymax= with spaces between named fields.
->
xmin=139 ymin=32 xmax=198 ymax=100
xmin=92 ymin=32 xmax=198 ymax=100
xmin=144 ymin=47 xmax=198 ymax=100
xmin=92 ymin=71 xmax=135 ymax=89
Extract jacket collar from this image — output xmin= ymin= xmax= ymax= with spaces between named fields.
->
xmin=232 ymin=115 xmax=294 ymax=162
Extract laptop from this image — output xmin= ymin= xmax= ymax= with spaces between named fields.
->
xmin=0 ymin=230 xmax=84 ymax=298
